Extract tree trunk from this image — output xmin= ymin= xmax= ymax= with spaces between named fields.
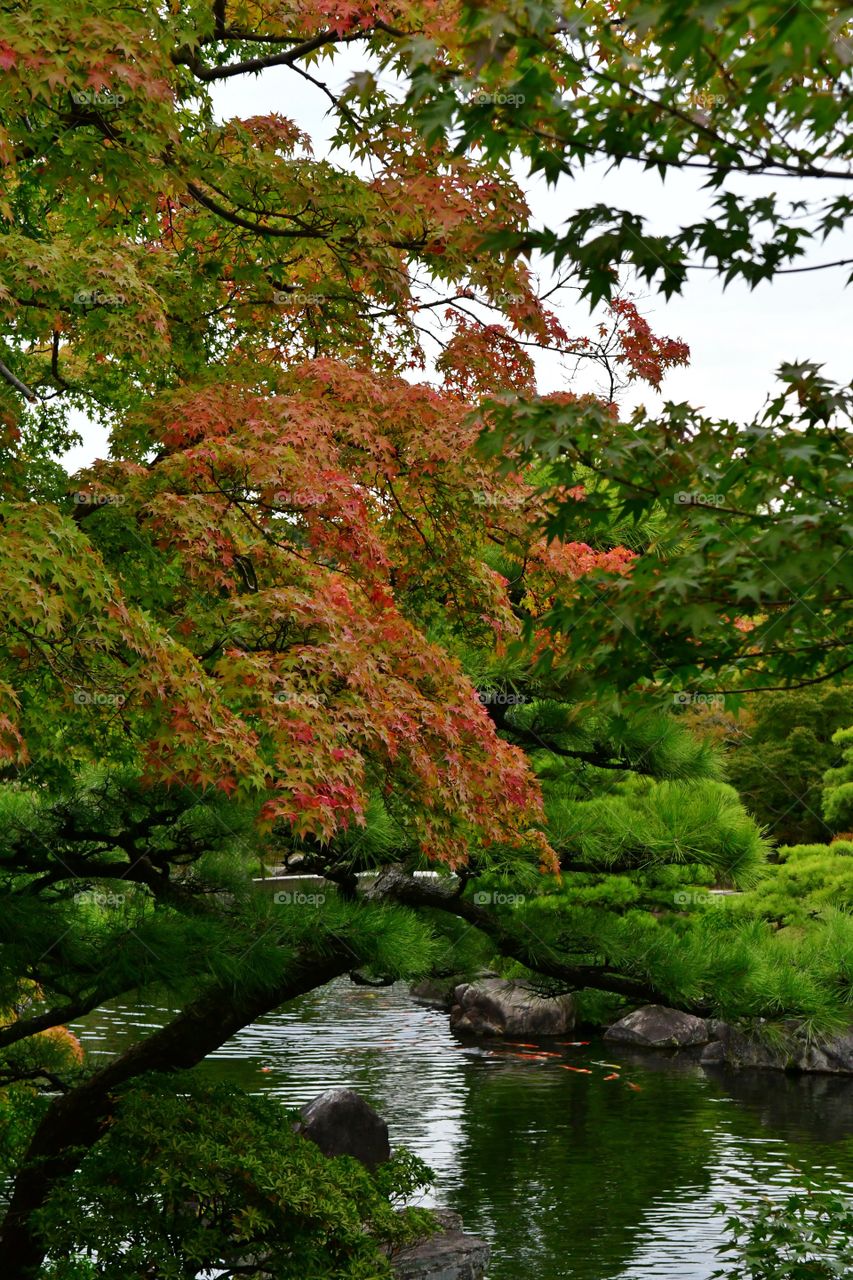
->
xmin=0 ymin=947 xmax=352 ymax=1278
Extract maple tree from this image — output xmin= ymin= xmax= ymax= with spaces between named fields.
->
xmin=399 ymin=0 xmax=853 ymax=695
xmin=0 ymin=2 xmax=851 ymax=1276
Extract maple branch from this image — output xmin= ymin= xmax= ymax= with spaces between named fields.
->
xmin=507 ymin=38 xmax=851 ymax=181
xmin=185 ymin=180 xmax=427 ymax=253
xmin=0 ymin=354 xmax=36 ymax=402
xmin=702 ymin=655 xmax=853 ymax=695
xmin=49 ymin=331 xmax=72 ymax=391
xmin=289 ymin=61 xmax=361 ymax=133
xmin=501 ymin=725 xmax=661 ymax=774
xmin=173 ymin=28 xmax=373 ymax=81
xmin=688 ymin=258 xmax=853 ymax=275
xmin=185 ymin=182 xmax=329 ymax=238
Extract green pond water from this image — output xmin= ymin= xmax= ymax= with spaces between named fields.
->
xmin=73 ymin=980 xmax=853 ymax=1280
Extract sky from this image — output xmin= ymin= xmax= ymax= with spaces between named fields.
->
xmin=62 ymin=44 xmax=852 ymax=472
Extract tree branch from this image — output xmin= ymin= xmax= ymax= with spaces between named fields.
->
xmin=367 ymin=866 xmax=691 ymax=1007
xmin=173 ymin=29 xmax=372 ymax=82
xmin=0 ymin=355 xmax=36 ymax=402
xmin=0 ymin=942 xmax=354 ymax=1276
xmin=0 ymin=988 xmax=129 ymax=1053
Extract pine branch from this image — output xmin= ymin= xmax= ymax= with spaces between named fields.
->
xmin=368 ymin=865 xmax=702 ymax=1009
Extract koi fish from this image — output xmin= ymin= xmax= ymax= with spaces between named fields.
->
xmin=512 ymin=1052 xmax=552 ymax=1060
xmin=503 ymin=1042 xmax=540 ymax=1049
xmin=561 ymin=1066 xmax=592 ymax=1074
xmin=626 ymin=1082 xmax=643 ymax=1091
xmin=556 ymin=1041 xmax=591 ymax=1046
xmin=603 ymin=1073 xmax=620 ymax=1081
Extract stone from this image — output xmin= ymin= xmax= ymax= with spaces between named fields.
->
xmin=798 ymin=1031 xmax=853 ymax=1074
xmin=297 ymin=1088 xmax=390 ymax=1170
xmin=449 ymin=978 xmax=575 ymax=1037
xmin=604 ymin=1004 xmax=710 ymax=1049
xmin=706 ymin=1023 xmax=853 ymax=1074
xmin=411 ymin=971 xmax=499 ymax=1010
xmin=699 ymin=1039 xmax=726 ymax=1065
xmin=390 ymin=1213 xmax=490 ymax=1280
xmin=410 ymin=977 xmax=458 ymax=1010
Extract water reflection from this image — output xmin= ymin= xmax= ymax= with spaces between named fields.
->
xmin=72 ymin=980 xmax=853 ymax=1280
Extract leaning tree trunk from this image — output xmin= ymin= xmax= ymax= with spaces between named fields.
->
xmin=0 ymin=947 xmax=352 ymax=1278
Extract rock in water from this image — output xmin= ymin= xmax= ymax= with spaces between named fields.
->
xmin=390 ymin=1210 xmax=491 ymax=1280
xmin=604 ymin=1005 xmax=710 ymax=1049
xmin=297 ymin=1087 xmax=391 ymax=1170
xmin=450 ymin=978 xmax=575 ymax=1037
xmin=702 ymin=1023 xmax=853 ymax=1074
xmin=410 ymin=977 xmax=458 ymax=1009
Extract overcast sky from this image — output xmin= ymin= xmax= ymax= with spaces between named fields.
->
xmin=62 ymin=48 xmax=851 ymax=472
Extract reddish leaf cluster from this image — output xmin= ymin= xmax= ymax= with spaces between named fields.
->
xmin=608 ymin=298 xmax=690 ymax=388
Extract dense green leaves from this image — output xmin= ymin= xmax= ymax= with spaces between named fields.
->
xmin=725 ymin=688 xmax=853 ymax=843
xmin=33 ymin=1075 xmax=434 ymax=1279
xmin=477 ymin=363 xmax=853 ymax=694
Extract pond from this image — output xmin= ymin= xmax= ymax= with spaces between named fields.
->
xmin=73 ymin=980 xmax=853 ymax=1280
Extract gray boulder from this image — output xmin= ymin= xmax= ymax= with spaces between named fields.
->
xmin=297 ymin=1088 xmax=390 ymax=1170
xmin=604 ymin=1004 xmax=710 ymax=1049
xmin=410 ymin=977 xmax=458 ymax=1010
xmin=450 ymin=978 xmax=575 ymax=1037
xmin=411 ymin=970 xmax=499 ymax=1011
xmin=702 ymin=1023 xmax=853 ymax=1074
xmin=799 ymin=1031 xmax=853 ymax=1073
xmin=390 ymin=1210 xmax=490 ymax=1280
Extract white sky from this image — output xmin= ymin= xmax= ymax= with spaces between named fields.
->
xmin=62 ymin=47 xmax=852 ymax=472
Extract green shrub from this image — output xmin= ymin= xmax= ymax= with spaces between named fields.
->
xmin=33 ymin=1074 xmax=435 ymax=1279
xmin=714 ymin=1188 xmax=853 ymax=1279
xmin=725 ymin=688 xmax=853 ymax=845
